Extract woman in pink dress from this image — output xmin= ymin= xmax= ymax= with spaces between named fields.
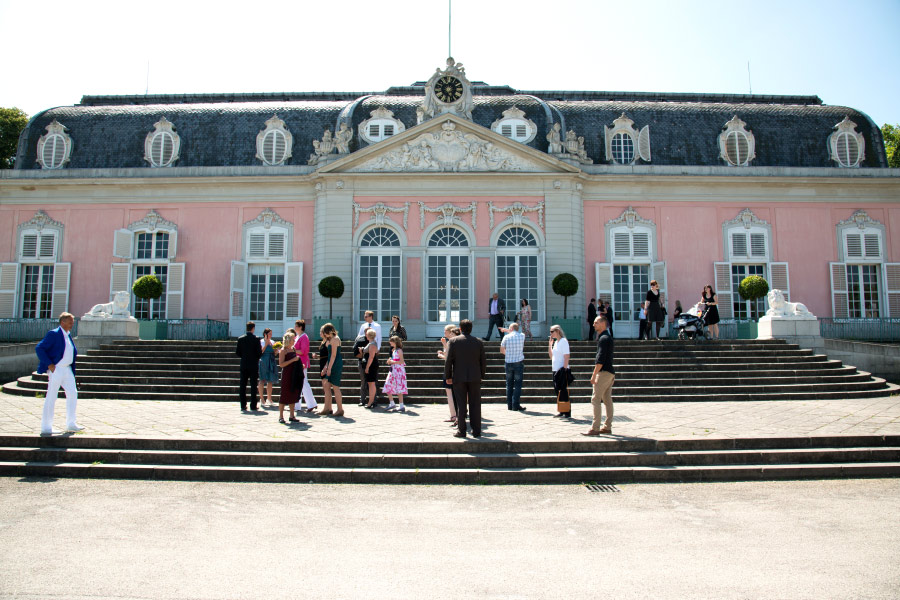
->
xmin=383 ymin=336 xmax=408 ymax=412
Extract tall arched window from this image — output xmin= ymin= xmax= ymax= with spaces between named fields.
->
xmin=358 ymin=226 xmax=401 ymax=321
xmin=427 ymin=227 xmax=470 ymax=323
xmin=496 ymin=227 xmax=539 ymax=318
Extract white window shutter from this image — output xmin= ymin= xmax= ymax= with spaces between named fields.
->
xmin=714 ymin=262 xmax=733 ymax=320
xmin=864 ymin=233 xmax=881 ymax=259
xmin=595 ymin=262 xmax=613 ymax=306
xmin=268 ymin=232 xmax=285 ymax=259
xmin=20 ymin=234 xmax=38 ymax=260
xmin=845 ymin=233 xmax=862 ymax=259
xmin=613 ymin=232 xmax=630 ymax=258
xmin=638 ymin=125 xmax=651 ymax=162
xmin=731 ymin=233 xmax=748 ymax=258
xmin=830 ymin=262 xmax=849 ymax=319
xmin=110 ymin=263 xmax=131 ymax=301
xmin=51 ymin=262 xmax=71 ymax=317
xmin=633 ymin=233 xmax=650 ymax=258
xmin=248 ymin=233 xmax=266 ymax=259
xmin=750 ymin=233 xmax=767 ymax=258
xmin=166 ymin=262 xmax=185 ymax=319
xmin=769 ymin=262 xmax=789 ymax=303
xmin=882 ymin=263 xmax=900 ymax=318
xmin=39 ymin=233 xmax=57 ymax=260
xmin=230 ymin=260 xmax=247 ymax=335
xmin=284 ymin=262 xmax=303 ymax=321
xmin=0 ymin=263 xmax=20 ymax=318
xmin=113 ymin=229 xmax=134 ymax=259
xmin=167 ymin=229 xmax=178 ymax=260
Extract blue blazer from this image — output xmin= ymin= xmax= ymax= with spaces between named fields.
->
xmin=35 ymin=327 xmax=77 ymax=375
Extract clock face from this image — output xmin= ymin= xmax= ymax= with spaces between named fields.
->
xmin=435 ymin=76 xmax=464 ymax=103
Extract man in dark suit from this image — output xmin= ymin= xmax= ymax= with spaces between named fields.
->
xmin=235 ymin=321 xmax=262 ymax=411
xmin=604 ymin=301 xmax=615 ymax=336
xmin=483 ymin=292 xmax=506 ymax=340
xmin=445 ymin=319 xmax=487 ymax=438
xmin=587 ymin=298 xmax=598 ymax=340
xmin=35 ymin=312 xmax=82 ymax=435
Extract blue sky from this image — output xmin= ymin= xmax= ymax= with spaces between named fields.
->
xmin=2 ymin=0 xmax=898 ymax=128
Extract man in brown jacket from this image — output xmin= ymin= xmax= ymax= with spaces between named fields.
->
xmin=444 ymin=319 xmax=487 ymax=438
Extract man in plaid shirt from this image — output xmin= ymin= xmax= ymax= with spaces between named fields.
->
xmin=500 ymin=322 xmax=527 ymax=412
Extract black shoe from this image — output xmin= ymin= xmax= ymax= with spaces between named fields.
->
xmin=482 ymin=337 xmax=489 ymax=341
xmin=241 ymin=406 xmax=248 ymax=412
xmin=516 ymin=406 xmax=527 ymax=412
xmin=565 ymin=412 xmax=571 ymax=418
xmin=359 ymin=401 xmax=366 ymax=406
xmin=250 ymin=405 xmax=259 ymax=411
xmin=453 ymin=431 xmax=467 ymax=439
xmin=507 ymin=406 xmax=513 ymax=411
xmin=471 ymin=432 xmax=481 ymax=438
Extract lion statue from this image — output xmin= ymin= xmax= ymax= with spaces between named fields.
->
xmin=84 ymin=290 xmax=133 ymax=319
xmin=765 ymin=289 xmax=813 ymax=318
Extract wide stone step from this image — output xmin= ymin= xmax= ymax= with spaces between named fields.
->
xmin=0 ymin=434 xmax=896 ymax=483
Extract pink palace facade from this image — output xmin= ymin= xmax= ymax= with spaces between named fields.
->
xmin=1 ymin=59 xmax=899 ymax=339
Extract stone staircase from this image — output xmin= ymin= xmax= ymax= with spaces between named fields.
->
xmin=3 ymin=339 xmax=895 ymax=403
xmin=1 ymin=434 xmax=897 ymax=483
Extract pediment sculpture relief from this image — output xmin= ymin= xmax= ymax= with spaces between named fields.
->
xmin=350 ymin=121 xmax=533 ymax=173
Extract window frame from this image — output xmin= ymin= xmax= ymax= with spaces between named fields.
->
xmin=356 ymin=225 xmax=403 ymax=322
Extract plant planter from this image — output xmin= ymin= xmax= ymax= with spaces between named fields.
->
xmin=736 ymin=321 xmax=758 ymax=339
xmin=551 ymin=317 xmax=582 ymax=341
xmin=139 ymin=320 xmax=168 ymax=340
xmin=311 ymin=316 xmax=343 ymax=340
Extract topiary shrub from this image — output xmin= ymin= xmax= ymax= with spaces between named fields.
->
xmin=318 ymin=276 xmax=345 ymax=319
xmin=132 ymin=274 xmax=164 ymax=302
xmin=552 ymin=273 xmax=579 ymax=319
xmin=738 ymin=275 xmax=769 ymax=304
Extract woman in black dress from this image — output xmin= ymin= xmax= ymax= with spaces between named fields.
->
xmin=645 ymin=280 xmax=665 ymax=340
xmin=700 ymin=284 xmax=720 ymax=339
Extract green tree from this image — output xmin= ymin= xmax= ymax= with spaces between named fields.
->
xmin=551 ymin=273 xmax=579 ymax=319
xmin=883 ymin=124 xmax=900 ymax=168
xmin=0 ymin=107 xmax=28 ymax=169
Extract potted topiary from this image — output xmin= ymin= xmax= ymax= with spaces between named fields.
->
xmin=550 ymin=272 xmax=581 ymax=340
xmin=313 ymin=276 xmax=345 ymax=340
xmin=132 ymin=274 xmax=167 ymax=340
xmin=737 ymin=275 xmax=769 ymax=338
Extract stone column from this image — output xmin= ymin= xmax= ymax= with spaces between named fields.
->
xmin=311 ymin=180 xmax=354 ymax=329
xmin=543 ymin=179 xmax=585 ymax=329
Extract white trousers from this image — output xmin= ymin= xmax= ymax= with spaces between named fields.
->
xmin=42 ymin=365 xmax=78 ymax=432
xmin=301 ymin=367 xmax=317 ymax=409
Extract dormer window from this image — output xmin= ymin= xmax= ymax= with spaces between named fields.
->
xmin=603 ymin=114 xmax=650 ymax=165
xmin=828 ymin=117 xmax=865 ymax=168
xmin=719 ymin=116 xmax=756 ymax=166
xmin=144 ymin=117 xmax=180 ymax=167
xmin=491 ymin=106 xmax=537 ymax=143
xmin=256 ymin=115 xmax=293 ymax=166
xmin=359 ymin=107 xmax=406 ymax=145
xmin=36 ymin=120 xmax=73 ymax=169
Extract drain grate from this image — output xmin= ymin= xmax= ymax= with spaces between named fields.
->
xmin=585 ymin=484 xmax=620 ymax=493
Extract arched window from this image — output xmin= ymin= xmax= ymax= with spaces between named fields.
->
xmin=359 ymin=107 xmax=406 ymax=145
xmin=426 ymin=227 xmax=470 ymax=323
xmin=491 ymin=106 xmax=537 ymax=143
xmin=358 ymin=227 xmax=401 ymax=321
xmin=496 ymin=227 xmax=540 ymax=320
xmin=718 ymin=116 xmax=756 ymax=167
xmin=428 ymin=227 xmax=468 ymax=247
xmin=604 ymin=113 xmax=650 ymax=165
xmin=0 ymin=211 xmax=69 ymax=319
xmin=828 ymin=117 xmax=865 ymax=168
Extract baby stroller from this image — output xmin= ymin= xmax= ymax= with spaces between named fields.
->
xmin=674 ymin=303 xmax=707 ymax=340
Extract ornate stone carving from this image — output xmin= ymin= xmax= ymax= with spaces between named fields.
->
xmin=359 ymin=107 xmax=406 ymax=143
xmin=83 ymin=290 xmax=136 ymax=321
xmin=255 ymin=115 xmax=293 ymax=166
xmin=547 ymin=122 xmax=591 ymax=164
xmin=837 ymin=209 xmax=880 ymax=230
xmin=604 ymin=113 xmax=650 ymax=165
xmin=127 ymin=209 xmax=177 ymax=233
xmin=244 ymin=207 xmax=290 ymax=231
xmin=765 ymin=289 xmax=815 ymax=319
xmin=36 ymin=120 xmax=72 ymax=169
xmin=546 ymin=123 xmax=563 ymax=154
xmin=828 ymin=117 xmax=866 ymax=167
xmin=334 ymin=123 xmax=353 ymax=154
xmin=421 ymin=57 xmax=474 ymax=121
xmin=353 ymin=202 xmax=410 ymax=230
xmin=608 ymin=206 xmax=654 ymax=230
xmin=353 ymin=121 xmax=527 ymax=173
xmin=418 ymin=201 xmax=477 ymax=229
xmin=144 ymin=117 xmax=180 ymax=167
xmin=308 ymin=129 xmax=336 ymax=165
xmin=488 ymin=201 xmax=545 ymax=230
xmin=718 ymin=115 xmax=755 ymax=166
xmin=17 ymin=210 xmax=63 ymax=234
xmin=490 ymin=106 xmax=537 ymax=143
xmin=724 ymin=208 xmax=769 ymax=230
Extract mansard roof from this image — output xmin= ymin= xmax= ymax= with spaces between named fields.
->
xmin=14 ymin=84 xmax=888 ymax=170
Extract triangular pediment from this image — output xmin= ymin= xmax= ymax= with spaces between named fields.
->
xmin=318 ymin=113 xmax=579 ymax=174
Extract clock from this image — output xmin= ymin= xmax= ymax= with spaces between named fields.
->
xmin=435 ymin=75 xmax=464 ymax=103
